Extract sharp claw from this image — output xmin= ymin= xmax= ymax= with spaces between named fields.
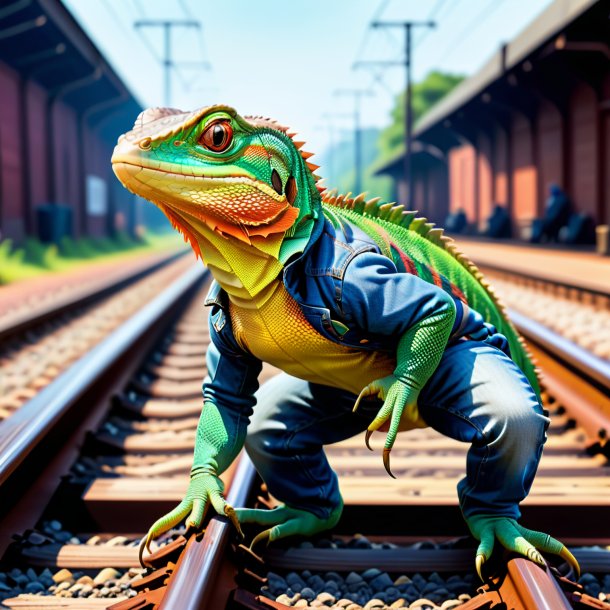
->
xmin=365 ymin=429 xmax=374 ymax=451
xmin=528 ymin=549 xmax=546 ymax=568
xmin=383 ymin=448 xmax=396 ymax=479
xmin=225 ymin=505 xmax=244 ymax=539
xmin=475 ymin=554 xmax=485 ymax=581
xmin=250 ymin=529 xmax=271 ymax=550
xmin=560 ymin=545 xmax=581 ymax=578
xmin=138 ymin=533 xmax=153 ymax=569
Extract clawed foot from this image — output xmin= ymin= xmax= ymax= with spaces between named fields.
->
xmin=235 ymin=503 xmax=343 ymax=549
xmin=466 ymin=515 xmax=580 ymax=580
xmin=353 ymin=375 xmax=424 ymax=478
xmin=138 ymin=471 xmax=242 ymax=567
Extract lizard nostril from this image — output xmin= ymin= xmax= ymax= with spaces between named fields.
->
xmin=139 ymin=137 xmax=152 ymax=150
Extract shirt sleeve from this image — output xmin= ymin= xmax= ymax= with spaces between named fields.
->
xmin=341 ymin=250 xmax=457 ymax=391
xmin=340 ymin=250 xmax=457 ymax=339
xmin=195 ymin=309 xmax=263 ymax=474
xmin=203 ymin=308 xmax=263 ymax=417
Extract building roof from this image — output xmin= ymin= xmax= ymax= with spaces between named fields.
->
xmin=415 ymin=0 xmax=597 ymax=136
xmin=376 ymin=0 xmax=599 ymax=176
xmin=0 ymin=0 xmax=141 ymax=142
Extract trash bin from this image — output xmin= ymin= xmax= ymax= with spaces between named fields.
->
xmin=36 ymin=204 xmax=73 ymax=244
xmin=596 ymin=225 xmax=609 ymax=256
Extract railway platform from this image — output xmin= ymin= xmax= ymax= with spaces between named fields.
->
xmin=456 ymin=238 xmax=610 ymax=296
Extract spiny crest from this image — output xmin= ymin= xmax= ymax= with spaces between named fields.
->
xmin=244 ymin=115 xmax=321 ymax=185
xmin=321 ymin=189 xmax=540 ymax=385
xmin=321 ymin=191 xmax=514 ymax=325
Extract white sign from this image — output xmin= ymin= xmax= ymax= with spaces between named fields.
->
xmin=86 ymin=175 xmax=107 ymax=216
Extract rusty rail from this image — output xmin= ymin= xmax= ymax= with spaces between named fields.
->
xmin=510 ymin=309 xmax=610 ymax=394
xmin=0 ymin=264 xmax=205 ymax=487
xmin=455 ymin=558 xmax=572 ymax=610
xmin=158 ymin=454 xmax=258 ymax=610
xmin=0 ymin=250 xmax=186 ymax=342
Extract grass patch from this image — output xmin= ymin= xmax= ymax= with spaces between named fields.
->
xmin=0 ymin=231 xmax=184 ymax=285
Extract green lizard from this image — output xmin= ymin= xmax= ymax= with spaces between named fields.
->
xmin=112 ymin=104 xmax=578 ymax=578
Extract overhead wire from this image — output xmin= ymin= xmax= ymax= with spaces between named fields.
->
xmin=414 ymin=0 xmax=452 ymax=48
xmin=178 ymin=0 xmax=210 ymax=70
xmin=101 ymin=0 xmax=138 ymax=46
xmin=433 ymin=0 xmax=508 ymax=64
xmin=126 ymin=0 xmax=163 ymax=63
xmin=353 ymin=0 xmax=391 ymax=65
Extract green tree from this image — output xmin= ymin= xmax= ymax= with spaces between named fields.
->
xmin=378 ymin=70 xmax=464 ymax=160
xmin=317 ymin=71 xmax=463 ymax=200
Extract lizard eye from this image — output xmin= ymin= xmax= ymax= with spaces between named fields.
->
xmin=200 ymin=120 xmax=233 ymax=152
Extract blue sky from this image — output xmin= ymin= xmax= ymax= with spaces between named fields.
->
xmin=63 ymin=0 xmax=554 ymax=170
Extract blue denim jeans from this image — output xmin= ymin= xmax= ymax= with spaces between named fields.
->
xmin=244 ymin=340 xmax=549 ymax=521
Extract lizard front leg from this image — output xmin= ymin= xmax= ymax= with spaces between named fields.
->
xmin=353 ymin=304 xmax=455 ymax=477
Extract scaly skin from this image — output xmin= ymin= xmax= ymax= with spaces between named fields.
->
xmin=112 ymin=104 xmax=577 ymax=577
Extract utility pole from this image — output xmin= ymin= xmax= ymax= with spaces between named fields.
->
xmin=334 ymin=89 xmax=374 ymax=195
xmin=355 ymin=20 xmax=435 ymax=205
xmin=320 ymin=112 xmax=352 ymax=186
xmin=134 ymin=20 xmax=202 ymax=106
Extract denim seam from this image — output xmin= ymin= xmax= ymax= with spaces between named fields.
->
xmin=283 ymin=411 xmax=355 ymax=508
xmin=307 ymin=244 xmax=376 ymax=280
xmin=419 ymin=400 xmax=489 ymax=499
xmin=236 ymin=358 xmax=250 ymax=395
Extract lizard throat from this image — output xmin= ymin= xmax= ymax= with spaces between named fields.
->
xmin=169 ymin=205 xmax=286 ymax=303
xmin=112 ymin=161 xmax=299 ymax=244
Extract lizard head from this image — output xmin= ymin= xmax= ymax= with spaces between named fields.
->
xmin=112 ymin=104 xmax=322 ymax=257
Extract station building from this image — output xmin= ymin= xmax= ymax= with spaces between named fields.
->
xmin=0 ymin=0 xmax=141 ymax=244
xmin=376 ymin=0 xmax=610 ymax=240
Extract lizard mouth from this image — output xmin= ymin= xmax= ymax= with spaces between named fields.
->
xmin=112 ymin=161 xmax=298 ymax=243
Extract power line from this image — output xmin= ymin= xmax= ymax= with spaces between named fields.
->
xmin=133 ymin=24 xmax=162 ymax=63
xmin=353 ymin=0 xmax=391 ymax=65
xmin=134 ymin=20 xmax=204 ymax=106
xmin=428 ymin=0 xmax=451 ymax=20
xmin=126 ymin=1 xmax=163 ymax=64
xmin=334 ymin=89 xmax=375 ymax=195
xmin=132 ymin=0 xmax=147 ymax=17
xmin=414 ymin=0 xmax=451 ymax=48
xmin=434 ymin=0 xmax=508 ymax=64
xmin=355 ymin=20 xmax=435 ymax=206
xmin=178 ymin=0 xmax=211 ymax=71
xmin=101 ymin=0 xmax=135 ymax=43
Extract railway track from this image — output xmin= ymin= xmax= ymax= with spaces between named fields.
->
xmin=0 ymin=251 xmax=190 ymax=420
xmin=0 ymin=250 xmax=186 ymax=341
xmin=0 ymin=262 xmax=608 ymax=609
xmin=480 ymin=265 xmax=610 ymax=363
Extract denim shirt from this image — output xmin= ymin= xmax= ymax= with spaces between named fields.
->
xmin=202 ymin=213 xmax=510 ymax=413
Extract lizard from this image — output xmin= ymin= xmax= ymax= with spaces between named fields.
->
xmin=111 ymin=104 xmax=578 ymax=578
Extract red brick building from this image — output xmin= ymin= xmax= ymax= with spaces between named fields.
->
xmin=0 ymin=0 xmax=142 ymax=243
xmin=377 ymin=0 xmax=610 ymax=238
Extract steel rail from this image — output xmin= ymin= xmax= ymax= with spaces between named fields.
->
xmin=0 ymin=263 xmax=205 ymax=486
xmin=159 ymin=454 xmax=258 ymax=610
xmin=0 ymin=249 xmax=186 ymax=341
xmin=509 ymin=308 xmax=610 ymax=393
xmin=455 ymin=557 xmax=574 ymax=610
xmin=501 ymin=558 xmax=573 ymax=610
xmin=478 ymin=260 xmax=610 ymax=299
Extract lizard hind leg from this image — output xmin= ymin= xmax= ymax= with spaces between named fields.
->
xmin=236 ymin=503 xmax=343 ymax=549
